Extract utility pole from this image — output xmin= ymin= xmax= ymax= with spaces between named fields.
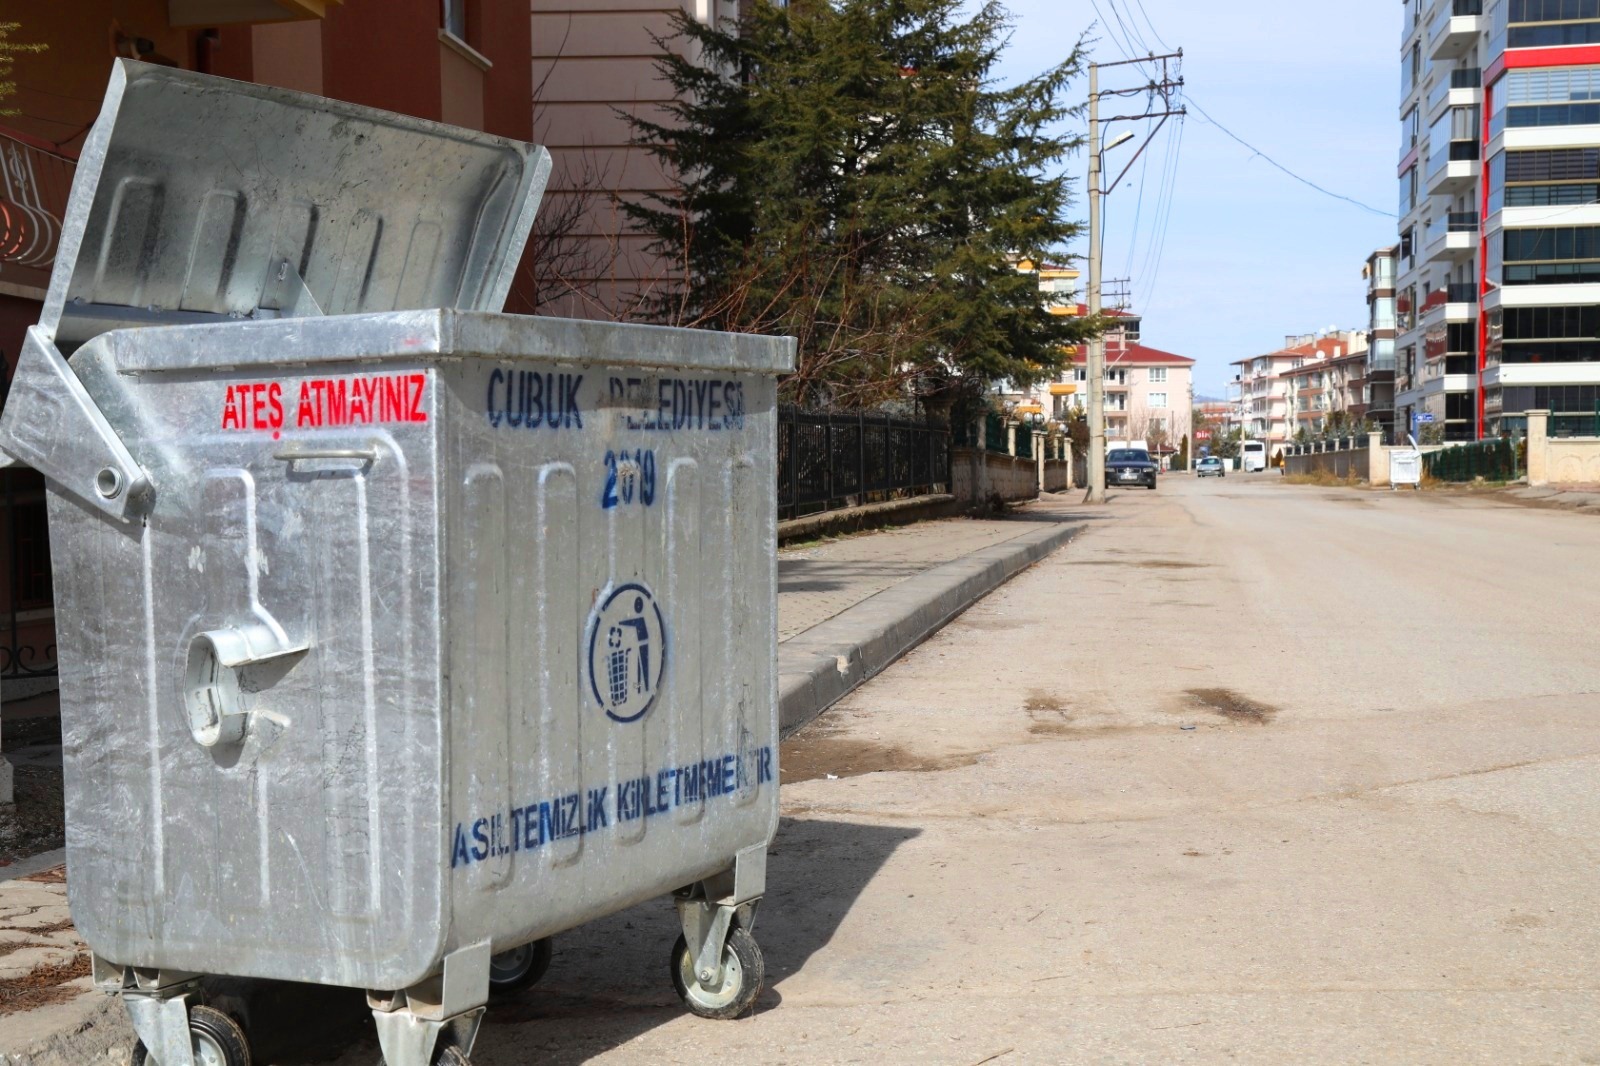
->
xmin=1102 ymin=278 xmax=1132 ymax=312
xmin=1084 ymin=52 xmax=1185 ymax=505
xmin=1086 ymin=61 xmax=1106 ymax=503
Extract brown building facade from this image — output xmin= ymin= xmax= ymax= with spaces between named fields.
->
xmin=0 ymin=0 xmax=535 ymax=677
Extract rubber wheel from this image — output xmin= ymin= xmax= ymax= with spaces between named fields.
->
xmin=488 ymin=937 xmax=553 ymax=996
xmin=131 ymin=1005 xmax=251 ymax=1066
xmin=671 ymin=926 xmax=764 ymax=1020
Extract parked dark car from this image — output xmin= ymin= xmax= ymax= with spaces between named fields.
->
xmin=1106 ymin=448 xmax=1158 ymax=490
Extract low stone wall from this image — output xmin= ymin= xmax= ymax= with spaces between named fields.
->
xmin=1528 ymin=410 xmax=1600 ymax=486
xmin=951 ymin=447 xmax=1040 ymax=505
xmin=1042 ymin=458 xmax=1072 ymax=492
xmin=1285 ymin=446 xmax=1370 ymax=480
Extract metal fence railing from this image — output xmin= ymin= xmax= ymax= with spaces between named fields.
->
xmin=0 ymin=355 xmax=58 ymax=679
xmin=778 ymin=407 xmax=952 ymax=520
xmin=1423 ymin=437 xmax=1518 ymax=482
xmin=1550 ymin=411 xmax=1600 ymax=438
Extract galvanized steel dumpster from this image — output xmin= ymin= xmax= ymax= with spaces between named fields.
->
xmin=0 ymin=62 xmax=792 ymax=1066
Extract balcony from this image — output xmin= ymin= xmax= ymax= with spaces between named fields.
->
xmin=1429 ymin=0 xmax=1485 ymax=60
xmin=1426 ymin=140 xmax=1481 ymax=194
xmin=1429 ymin=67 xmax=1483 ymax=117
xmin=1419 ymin=284 xmax=1477 ymax=328
xmin=1424 ymin=210 xmax=1478 ymax=260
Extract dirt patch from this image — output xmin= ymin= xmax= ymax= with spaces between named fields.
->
xmin=20 ymin=865 xmax=66 ymax=885
xmin=1069 ymin=559 xmax=1207 ymax=570
xmin=1283 ymin=473 xmax=1362 ymax=487
xmin=0 ymin=951 xmax=90 ymax=1014
xmin=1 ymin=713 xmax=60 ymax=754
xmin=1186 ymin=688 xmax=1278 ymax=724
xmin=960 ymin=617 xmax=1034 ymax=632
xmin=0 ymin=766 xmax=66 ymax=868
xmin=1023 ymin=691 xmax=1074 ymax=736
xmin=781 ymin=722 xmax=978 ymax=783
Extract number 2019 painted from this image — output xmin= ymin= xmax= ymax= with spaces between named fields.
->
xmin=601 ymin=449 xmax=657 ymax=510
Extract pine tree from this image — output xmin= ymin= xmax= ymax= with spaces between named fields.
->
xmin=0 ymin=23 xmax=47 ymax=119
xmin=625 ymin=0 xmax=1099 ymax=408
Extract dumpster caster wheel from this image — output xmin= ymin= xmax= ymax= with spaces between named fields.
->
xmin=131 ymin=1005 xmax=251 ymax=1066
xmin=488 ymin=938 xmax=552 ymax=996
xmin=671 ymin=926 xmax=764 ymax=1020
xmin=380 ymin=1048 xmax=469 ymax=1066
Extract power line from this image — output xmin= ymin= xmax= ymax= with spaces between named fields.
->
xmin=1121 ymin=111 xmax=1154 ymax=275
xmin=1184 ymin=93 xmax=1396 ymax=218
xmin=1141 ymin=114 xmax=1185 ymax=305
xmin=1088 ymin=0 xmax=1144 ymax=66
xmin=1128 ymin=0 xmax=1175 ymax=52
xmin=1136 ymin=111 xmax=1180 ymax=296
xmin=1104 ymin=0 xmax=1152 ymax=57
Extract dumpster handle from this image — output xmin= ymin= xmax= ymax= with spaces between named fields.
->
xmin=274 ymin=447 xmax=379 ymax=463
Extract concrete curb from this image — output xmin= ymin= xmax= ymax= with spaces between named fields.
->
xmin=0 ymin=847 xmax=64 ymax=885
xmin=777 ymin=517 xmax=1084 ymax=735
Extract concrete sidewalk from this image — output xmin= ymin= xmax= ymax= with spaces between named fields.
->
xmin=777 ymin=494 xmax=1092 ymax=733
xmin=0 ymin=493 xmax=1093 ymax=1063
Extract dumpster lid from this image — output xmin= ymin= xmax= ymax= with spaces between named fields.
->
xmin=42 ymin=61 xmax=550 ymax=348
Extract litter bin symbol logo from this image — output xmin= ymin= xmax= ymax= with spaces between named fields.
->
xmin=587 ymin=582 xmax=667 ymax=723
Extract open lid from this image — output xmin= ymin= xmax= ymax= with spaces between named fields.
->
xmin=42 ymin=61 xmax=550 ymax=347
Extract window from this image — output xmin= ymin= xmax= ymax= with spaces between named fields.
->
xmin=1501 ymin=66 xmax=1600 ymax=130
xmin=1149 ymin=367 xmax=1167 ymax=383
xmin=1509 ymin=13 xmax=1600 ymax=49
xmin=442 ymin=0 xmax=466 ymax=39
xmin=1375 ymin=296 xmax=1396 ymax=331
xmin=1149 ymin=392 xmax=1168 ymax=408
xmin=1503 ymin=225 xmax=1600 ymax=283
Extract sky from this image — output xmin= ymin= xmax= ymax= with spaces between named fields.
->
xmin=991 ymin=0 xmax=1400 ymax=398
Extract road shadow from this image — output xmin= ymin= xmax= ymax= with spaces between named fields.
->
xmin=252 ymin=817 xmax=919 ymax=1064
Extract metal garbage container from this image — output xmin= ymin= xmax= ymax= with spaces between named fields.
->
xmin=1390 ymin=441 xmax=1423 ymax=490
xmin=0 ymin=62 xmax=793 ymax=1066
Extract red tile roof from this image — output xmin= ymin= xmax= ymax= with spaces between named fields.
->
xmin=1107 ymin=343 xmax=1194 ymax=367
xmin=1231 ymin=336 xmax=1364 ymax=366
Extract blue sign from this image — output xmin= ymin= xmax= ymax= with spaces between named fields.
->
xmin=587 ymin=583 xmax=667 ymax=723
xmin=1416 ymin=413 xmax=1436 ymax=423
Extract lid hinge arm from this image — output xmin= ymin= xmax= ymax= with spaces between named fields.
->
xmin=0 ymin=325 xmax=151 ymax=522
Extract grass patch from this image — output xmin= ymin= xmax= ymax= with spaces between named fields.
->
xmin=1282 ymin=472 xmax=1363 ymax=487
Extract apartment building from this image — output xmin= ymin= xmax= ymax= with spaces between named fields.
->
xmin=1397 ymin=0 xmax=1600 ymax=440
xmin=1230 ymin=331 xmax=1370 ymax=451
xmin=1052 ymin=308 xmax=1195 ymax=452
xmin=1365 ymin=246 xmax=1400 ymax=435
xmin=531 ymin=0 xmax=742 ymax=316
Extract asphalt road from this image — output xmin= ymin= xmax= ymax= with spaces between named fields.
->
xmin=333 ymin=475 xmax=1600 ymax=1065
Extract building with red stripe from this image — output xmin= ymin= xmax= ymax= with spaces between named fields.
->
xmin=1397 ymin=0 xmax=1600 ymax=441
